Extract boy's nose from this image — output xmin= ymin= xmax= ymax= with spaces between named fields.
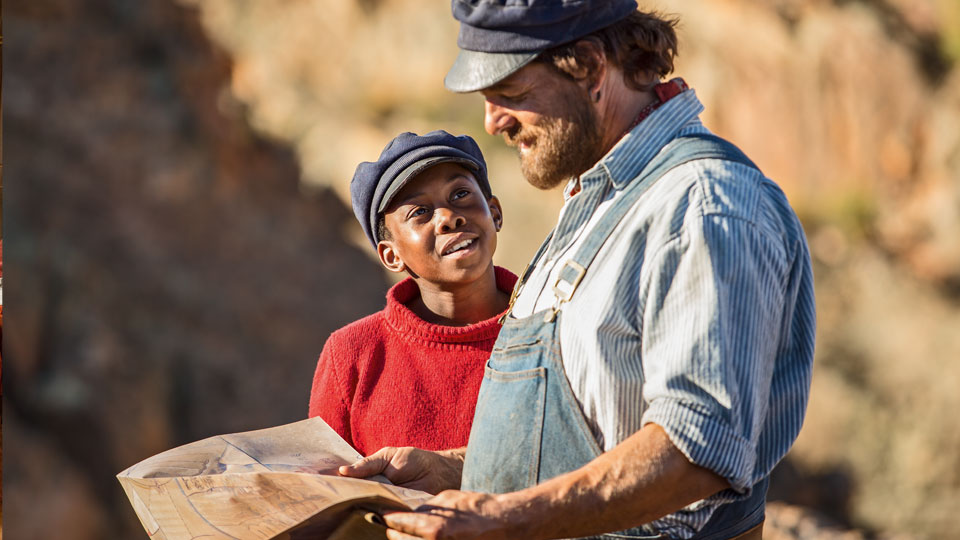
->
xmin=484 ymin=100 xmax=516 ymax=136
xmin=435 ymin=207 xmax=466 ymax=232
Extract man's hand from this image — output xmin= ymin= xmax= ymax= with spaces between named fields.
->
xmin=383 ymin=490 xmax=520 ymax=540
xmin=339 ymin=446 xmax=465 ymax=495
xmin=370 ymin=424 xmax=728 ymax=539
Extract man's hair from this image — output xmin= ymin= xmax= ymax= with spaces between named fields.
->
xmin=537 ymin=11 xmax=679 ymax=91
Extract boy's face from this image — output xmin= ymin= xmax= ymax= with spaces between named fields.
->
xmin=377 ymin=162 xmax=502 ymax=286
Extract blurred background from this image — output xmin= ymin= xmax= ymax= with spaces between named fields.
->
xmin=3 ymin=0 xmax=960 ymax=538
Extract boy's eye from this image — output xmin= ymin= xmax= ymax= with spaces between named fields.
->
xmin=452 ymin=189 xmax=471 ymax=200
xmin=409 ymin=207 xmax=428 ymax=219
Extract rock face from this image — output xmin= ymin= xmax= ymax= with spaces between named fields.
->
xmin=4 ymin=0 xmax=960 ymax=539
xmin=3 ymin=1 xmax=389 ymax=538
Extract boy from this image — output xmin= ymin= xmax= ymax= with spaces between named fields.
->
xmin=308 ymin=130 xmax=517 ymax=457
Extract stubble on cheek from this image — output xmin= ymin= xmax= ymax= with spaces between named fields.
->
xmin=515 ymin=111 xmax=602 ymax=191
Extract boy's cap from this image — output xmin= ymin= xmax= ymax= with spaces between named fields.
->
xmin=350 ymin=130 xmax=490 ymax=248
xmin=445 ymin=0 xmax=638 ymax=93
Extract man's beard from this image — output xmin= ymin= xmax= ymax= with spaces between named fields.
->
xmin=505 ymin=91 xmax=603 ymax=190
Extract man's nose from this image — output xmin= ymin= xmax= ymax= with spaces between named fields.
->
xmin=484 ymin=99 xmax=516 ymax=136
xmin=435 ymin=207 xmax=466 ymax=232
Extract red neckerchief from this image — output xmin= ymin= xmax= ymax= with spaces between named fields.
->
xmin=568 ymin=78 xmax=688 ymax=198
xmin=621 ymin=77 xmax=689 ymax=138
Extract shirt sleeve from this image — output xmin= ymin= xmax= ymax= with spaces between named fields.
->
xmin=308 ymin=334 xmax=355 ymax=448
xmin=639 ymin=211 xmax=788 ymax=492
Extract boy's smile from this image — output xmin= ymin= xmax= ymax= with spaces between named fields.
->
xmin=441 ymin=236 xmax=478 ymax=257
xmin=378 ymin=162 xmax=502 ymax=287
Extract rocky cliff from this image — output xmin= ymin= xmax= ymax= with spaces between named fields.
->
xmin=4 ymin=1 xmax=388 ymax=538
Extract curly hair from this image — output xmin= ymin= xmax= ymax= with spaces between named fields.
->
xmin=537 ymin=10 xmax=679 ymax=92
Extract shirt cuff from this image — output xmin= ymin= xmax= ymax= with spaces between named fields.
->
xmin=642 ymin=397 xmax=756 ymax=492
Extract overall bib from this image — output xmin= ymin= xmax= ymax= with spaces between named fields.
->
xmin=462 ymin=135 xmax=768 ymax=539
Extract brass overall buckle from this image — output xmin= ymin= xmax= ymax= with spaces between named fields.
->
xmin=545 ymin=259 xmax=586 ymax=322
xmin=498 ymin=263 xmax=529 ymax=325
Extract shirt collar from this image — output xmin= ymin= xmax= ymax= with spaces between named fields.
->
xmin=580 ymin=87 xmax=705 ymax=191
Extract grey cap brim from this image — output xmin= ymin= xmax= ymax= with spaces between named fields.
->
xmin=444 ymin=49 xmax=540 ymax=93
xmin=377 ymin=156 xmax=480 ymax=213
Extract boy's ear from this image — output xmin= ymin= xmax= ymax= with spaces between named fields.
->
xmin=377 ymin=241 xmax=407 ymax=274
xmin=488 ymin=195 xmax=504 ymax=232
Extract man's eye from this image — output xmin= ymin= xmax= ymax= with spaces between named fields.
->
xmin=453 ymin=189 xmax=470 ymax=200
xmin=410 ymin=207 xmax=428 ymax=218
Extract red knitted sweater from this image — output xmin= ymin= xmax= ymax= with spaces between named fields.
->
xmin=308 ymin=266 xmax=517 ymax=456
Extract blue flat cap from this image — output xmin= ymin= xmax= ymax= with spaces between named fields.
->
xmin=351 ymin=130 xmax=491 ymax=248
xmin=445 ymin=0 xmax=638 ymax=93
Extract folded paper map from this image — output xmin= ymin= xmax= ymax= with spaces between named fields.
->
xmin=117 ymin=417 xmax=433 ymax=539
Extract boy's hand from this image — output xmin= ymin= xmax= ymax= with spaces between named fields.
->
xmin=339 ymin=446 xmax=466 ymax=495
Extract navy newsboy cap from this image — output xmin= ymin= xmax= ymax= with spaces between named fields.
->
xmin=350 ymin=130 xmax=491 ymax=248
xmin=445 ymin=0 xmax=638 ymax=93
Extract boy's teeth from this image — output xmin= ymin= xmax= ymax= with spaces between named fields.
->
xmin=445 ymin=239 xmax=474 ymax=255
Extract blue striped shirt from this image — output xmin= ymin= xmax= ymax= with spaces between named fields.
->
xmin=509 ymin=88 xmax=815 ymax=536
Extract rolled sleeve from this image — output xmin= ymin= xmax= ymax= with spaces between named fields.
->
xmin=643 ymin=398 xmax=755 ymax=492
xmin=640 ymin=211 xmax=787 ymax=492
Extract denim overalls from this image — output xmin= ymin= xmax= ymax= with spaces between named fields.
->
xmin=462 ymin=135 xmax=768 ymax=539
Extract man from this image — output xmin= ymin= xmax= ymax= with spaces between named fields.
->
xmin=339 ymin=1 xmax=815 ymax=538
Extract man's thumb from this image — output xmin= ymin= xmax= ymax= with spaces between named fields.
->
xmin=338 ymin=448 xmax=393 ymax=478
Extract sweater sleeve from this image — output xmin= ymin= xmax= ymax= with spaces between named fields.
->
xmin=308 ymin=333 xmax=355 ymax=448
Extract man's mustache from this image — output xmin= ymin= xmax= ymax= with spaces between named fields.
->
xmin=503 ymin=125 xmax=535 ymax=148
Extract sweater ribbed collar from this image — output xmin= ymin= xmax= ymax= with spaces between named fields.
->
xmin=383 ymin=266 xmax=518 ymax=346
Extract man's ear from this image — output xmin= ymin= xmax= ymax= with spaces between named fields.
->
xmin=488 ymin=195 xmax=504 ymax=232
xmin=571 ymin=39 xmax=608 ymax=102
xmin=377 ymin=241 xmax=406 ymax=274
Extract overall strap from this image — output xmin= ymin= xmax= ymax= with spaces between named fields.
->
xmin=522 ymin=228 xmax=555 ymax=284
xmin=499 ymin=228 xmax=555 ymax=324
xmin=550 ymin=133 xmax=759 ymax=305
